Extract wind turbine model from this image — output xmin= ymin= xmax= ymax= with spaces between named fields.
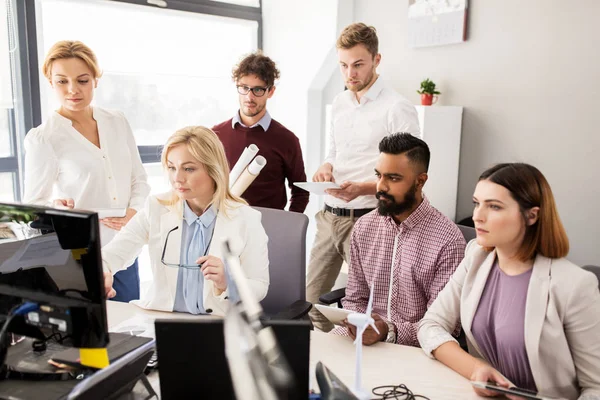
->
xmin=346 ymin=286 xmax=379 ymax=400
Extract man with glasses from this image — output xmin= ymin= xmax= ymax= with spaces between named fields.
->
xmin=212 ymin=52 xmax=309 ymax=213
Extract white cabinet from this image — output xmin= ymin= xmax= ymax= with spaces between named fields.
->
xmin=416 ymin=106 xmax=463 ymax=222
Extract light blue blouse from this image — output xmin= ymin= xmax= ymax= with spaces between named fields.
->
xmin=173 ymin=202 xmax=217 ymax=314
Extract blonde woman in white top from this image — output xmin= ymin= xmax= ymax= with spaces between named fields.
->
xmin=101 ymin=126 xmax=269 ymax=315
xmin=23 ymin=40 xmax=150 ymax=302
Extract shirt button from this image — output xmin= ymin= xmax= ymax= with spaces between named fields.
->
xmin=108 ymin=176 xmax=112 ymax=179
xmin=205 ymin=308 xmax=213 ymax=314
xmin=113 ymin=197 xmax=116 ymax=200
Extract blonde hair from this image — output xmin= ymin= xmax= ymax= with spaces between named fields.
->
xmin=336 ymin=23 xmax=379 ymax=58
xmin=159 ymin=126 xmax=246 ymax=216
xmin=42 ymin=40 xmax=102 ymax=80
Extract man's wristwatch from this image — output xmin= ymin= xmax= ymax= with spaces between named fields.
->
xmin=384 ymin=320 xmax=396 ymax=343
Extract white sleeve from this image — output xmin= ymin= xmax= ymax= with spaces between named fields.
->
xmin=102 ymin=197 xmax=151 ymax=274
xmin=120 ymin=113 xmax=150 ymax=211
xmin=23 ymin=129 xmax=59 ymax=206
xmin=388 ymin=99 xmax=421 ymax=138
xmin=239 ymin=209 xmax=270 ymax=301
xmin=323 ymin=101 xmax=337 ymax=168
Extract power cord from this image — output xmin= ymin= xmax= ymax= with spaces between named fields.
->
xmin=372 ymin=384 xmax=430 ymax=400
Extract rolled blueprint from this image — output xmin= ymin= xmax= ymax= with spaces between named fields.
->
xmin=230 ymin=156 xmax=267 ymax=197
xmin=229 ymin=144 xmax=259 ymax=187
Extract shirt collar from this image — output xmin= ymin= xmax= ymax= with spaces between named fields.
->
xmin=382 ymin=195 xmax=433 ymax=231
xmin=361 ymin=75 xmax=385 ymax=103
xmin=232 ymin=110 xmax=272 ymax=131
xmin=183 ymin=202 xmax=217 ymax=228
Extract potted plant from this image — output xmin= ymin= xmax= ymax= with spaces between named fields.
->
xmin=417 ymin=78 xmax=441 ymax=106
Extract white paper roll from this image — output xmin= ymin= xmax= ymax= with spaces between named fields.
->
xmin=229 ymin=144 xmax=259 ymax=187
xmin=230 ymin=156 xmax=268 ymax=197
xmin=247 ymin=156 xmax=267 ymax=176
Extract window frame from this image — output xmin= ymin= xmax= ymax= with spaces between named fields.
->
xmin=10 ymin=0 xmax=262 ymax=201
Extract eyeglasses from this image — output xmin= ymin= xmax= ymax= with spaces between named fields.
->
xmin=161 ymin=226 xmax=213 ymax=269
xmin=236 ymin=85 xmax=271 ymax=97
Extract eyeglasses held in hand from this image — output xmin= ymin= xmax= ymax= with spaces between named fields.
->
xmin=161 ymin=226 xmax=212 ymax=269
xmin=236 ymin=85 xmax=271 ymax=97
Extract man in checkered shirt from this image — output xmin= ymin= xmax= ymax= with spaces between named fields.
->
xmin=331 ymin=133 xmax=466 ymax=346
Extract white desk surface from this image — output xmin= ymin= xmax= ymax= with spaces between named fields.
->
xmin=106 ymin=301 xmax=484 ymax=399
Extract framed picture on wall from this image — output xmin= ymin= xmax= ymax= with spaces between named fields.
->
xmin=407 ymin=0 xmax=468 ymax=48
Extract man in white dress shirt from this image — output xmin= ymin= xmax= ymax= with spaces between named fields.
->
xmin=306 ymin=23 xmax=421 ymax=331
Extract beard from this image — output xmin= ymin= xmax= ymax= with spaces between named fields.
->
xmin=241 ymin=101 xmax=265 ymax=118
xmin=347 ymin=67 xmax=376 ymax=93
xmin=376 ymin=183 xmax=418 ymax=217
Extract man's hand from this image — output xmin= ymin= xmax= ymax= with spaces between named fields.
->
xmin=103 ymin=271 xmax=116 ymax=299
xmin=325 ymin=181 xmax=365 ymax=202
xmin=343 ymin=313 xmax=388 ymax=346
xmin=101 ymin=208 xmax=137 ymax=231
xmin=312 ymin=163 xmax=334 ymax=182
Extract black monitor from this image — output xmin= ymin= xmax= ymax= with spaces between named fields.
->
xmin=0 ymin=202 xmax=109 ymax=354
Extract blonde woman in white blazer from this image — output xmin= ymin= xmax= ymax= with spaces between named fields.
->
xmin=23 ymin=41 xmax=149 ymax=303
xmin=418 ymin=163 xmax=600 ymax=400
xmin=101 ymin=126 xmax=269 ymax=315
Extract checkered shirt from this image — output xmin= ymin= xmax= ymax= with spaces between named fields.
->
xmin=332 ymin=197 xmax=466 ymax=346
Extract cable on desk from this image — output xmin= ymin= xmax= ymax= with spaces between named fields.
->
xmin=371 ymin=383 xmax=430 ymax=400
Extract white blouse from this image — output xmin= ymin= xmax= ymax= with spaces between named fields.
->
xmin=23 ymin=107 xmax=150 ymax=245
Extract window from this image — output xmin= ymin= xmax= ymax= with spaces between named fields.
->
xmin=36 ymin=0 xmax=259 ymax=147
xmin=0 ymin=0 xmax=21 ymax=201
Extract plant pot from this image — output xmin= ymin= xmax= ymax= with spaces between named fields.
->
xmin=420 ymin=93 xmax=438 ymax=106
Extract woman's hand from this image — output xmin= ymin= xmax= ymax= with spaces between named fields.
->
xmin=53 ymin=198 xmax=75 ymax=209
xmin=103 ymin=271 xmax=116 ymax=299
xmin=101 ymin=208 xmax=137 ymax=231
xmin=196 ymin=255 xmax=227 ymax=292
xmin=470 ymin=359 xmax=510 ymax=397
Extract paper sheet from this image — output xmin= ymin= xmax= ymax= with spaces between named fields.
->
xmin=230 ymin=156 xmax=267 ymax=197
xmin=293 ymin=182 xmax=340 ymax=195
xmin=109 ymin=314 xmax=156 ymax=339
xmin=91 ymin=208 xmax=126 ymax=219
xmin=229 ymin=144 xmax=259 ymax=187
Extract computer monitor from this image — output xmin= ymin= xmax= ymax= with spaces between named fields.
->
xmin=221 ymin=240 xmax=296 ymax=400
xmin=0 ymin=202 xmax=109 ymax=352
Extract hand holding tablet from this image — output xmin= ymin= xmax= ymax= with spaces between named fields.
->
xmin=470 ymin=382 xmax=562 ymax=400
xmin=293 ymin=182 xmax=340 ymax=196
xmin=314 ymin=304 xmax=354 ymax=326
xmin=93 ymin=208 xmax=127 ymax=219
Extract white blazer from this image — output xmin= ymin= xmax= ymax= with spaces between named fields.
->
xmin=101 ymin=194 xmax=270 ymax=315
xmin=418 ymin=240 xmax=600 ymax=400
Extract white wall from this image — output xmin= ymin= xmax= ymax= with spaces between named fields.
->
xmin=353 ymin=0 xmax=600 ymax=266
xmin=262 ymin=0 xmax=341 ymax=252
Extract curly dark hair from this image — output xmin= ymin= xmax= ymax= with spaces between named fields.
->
xmin=232 ymin=52 xmax=280 ymax=87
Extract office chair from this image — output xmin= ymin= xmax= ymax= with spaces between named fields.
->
xmin=253 ymin=207 xmax=312 ymax=320
xmin=582 ymin=265 xmax=600 ymax=291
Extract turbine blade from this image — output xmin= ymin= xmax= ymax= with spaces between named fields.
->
xmin=369 ymin=322 xmax=380 ymax=335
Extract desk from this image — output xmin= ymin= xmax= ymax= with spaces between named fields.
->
xmin=106 ymin=301 xmax=484 ymax=399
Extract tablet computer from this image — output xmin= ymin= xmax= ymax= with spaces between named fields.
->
xmin=93 ymin=208 xmax=127 ymax=219
xmin=314 ymin=304 xmax=354 ymax=326
xmin=293 ymin=182 xmax=340 ymax=196
xmin=470 ymin=381 xmax=562 ymax=400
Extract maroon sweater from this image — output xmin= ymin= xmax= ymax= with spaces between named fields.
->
xmin=212 ymin=118 xmax=309 ymax=213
